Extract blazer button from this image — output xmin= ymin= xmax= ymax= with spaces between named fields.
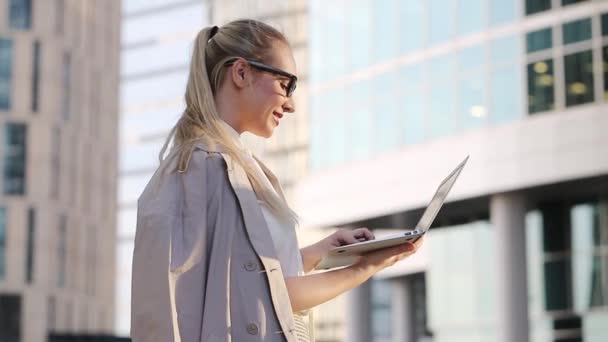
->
xmin=246 ymin=322 xmax=259 ymax=335
xmin=244 ymin=260 xmax=257 ymax=272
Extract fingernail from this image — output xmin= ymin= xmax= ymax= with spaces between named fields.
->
xmin=404 ymin=243 xmax=414 ymax=252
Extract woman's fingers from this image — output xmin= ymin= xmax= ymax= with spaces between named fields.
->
xmin=352 ymin=227 xmax=374 ymax=241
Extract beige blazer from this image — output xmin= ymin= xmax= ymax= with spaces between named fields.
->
xmin=131 ymin=142 xmax=298 ymax=341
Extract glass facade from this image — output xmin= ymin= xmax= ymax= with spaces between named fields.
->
xmin=0 ymin=39 xmax=12 ymax=110
xmin=9 ymin=0 xmax=32 ymax=29
xmin=564 ymin=50 xmax=594 ymax=106
xmin=526 ymin=0 xmax=552 ymax=15
xmin=527 ymin=28 xmax=552 ymax=53
xmin=563 ymin=18 xmax=592 ymax=45
xmin=3 ymin=123 xmax=27 ymax=195
xmin=527 ymin=59 xmax=555 ymax=113
xmin=0 ymin=208 xmax=5 ymax=280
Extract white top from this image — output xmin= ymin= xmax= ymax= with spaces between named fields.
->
xmin=219 ymin=121 xmax=312 ymax=341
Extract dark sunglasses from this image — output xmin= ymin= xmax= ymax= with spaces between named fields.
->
xmin=225 ymin=58 xmax=298 ymax=97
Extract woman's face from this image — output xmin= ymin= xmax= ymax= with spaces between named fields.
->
xmin=241 ymin=42 xmax=297 ymax=138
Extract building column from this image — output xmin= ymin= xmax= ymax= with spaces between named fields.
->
xmin=345 ymin=280 xmax=372 ymax=342
xmin=491 ymin=192 xmax=529 ymax=342
xmin=390 ymin=278 xmax=412 ymax=342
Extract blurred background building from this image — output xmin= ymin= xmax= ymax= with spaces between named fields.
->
xmin=0 ymin=0 xmax=121 ymax=341
xmin=294 ymin=0 xmax=608 ymax=342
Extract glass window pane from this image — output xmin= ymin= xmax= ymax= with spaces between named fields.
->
xmin=490 ymin=35 xmax=521 ymax=65
xmin=0 ymin=295 xmax=21 ymax=341
xmin=31 ymin=41 xmax=40 ymax=112
xmin=325 ymin=2 xmax=346 ymax=80
xmin=429 ymin=0 xmax=456 ymax=44
xmin=489 ymin=0 xmax=517 ymax=25
xmin=0 ymin=39 xmax=13 ymax=110
xmin=544 ymin=258 xmax=572 ymax=311
xmin=347 ymin=82 xmax=372 ymax=161
xmin=0 ymin=208 xmax=5 ymax=280
xmin=458 ymin=75 xmax=486 ymax=132
xmin=459 ymin=44 xmax=485 ymax=72
xmin=326 ymin=90 xmax=346 ymax=166
xmin=373 ymin=0 xmax=398 ymax=62
xmin=602 ymin=13 xmax=608 ymax=36
xmin=400 ymin=64 xmax=426 ymax=145
xmin=3 ymin=123 xmax=27 ymax=195
xmin=373 ymin=73 xmax=400 ymax=152
xmin=25 ymin=208 xmax=35 ymax=283
xmin=349 ymin=0 xmax=372 ymax=71
xmin=9 ymin=0 xmax=32 ymax=29
xmin=429 ymin=85 xmax=455 ymax=138
xmin=458 ymin=0 xmax=484 ymax=35
xmin=526 ymin=0 xmax=551 ymax=15
xmin=400 ymin=0 xmax=425 ymax=53
xmin=526 ymin=28 xmax=553 ymax=53
xmin=429 ymin=54 xmax=456 ymax=81
xmin=527 ymin=59 xmax=555 ymax=113
xmin=490 ymin=64 xmax=523 ymax=124
xmin=564 ymin=50 xmax=594 ymax=107
xmin=563 ymin=18 xmax=592 ymax=45
xmin=604 ymin=46 xmax=608 ymax=101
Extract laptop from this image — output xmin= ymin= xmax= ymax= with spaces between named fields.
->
xmin=314 ymin=156 xmax=469 ymax=270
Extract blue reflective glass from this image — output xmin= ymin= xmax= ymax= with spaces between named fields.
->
xmin=373 ymin=74 xmax=400 ymax=152
xmin=429 ymin=0 xmax=456 ymax=44
xmin=526 ymin=0 xmax=551 ymax=15
xmin=122 ymin=5 xmax=205 ymax=46
xmin=373 ymin=0 xmax=398 ymax=62
xmin=326 ymin=89 xmax=346 ymax=166
xmin=458 ymin=75 xmax=486 ymax=132
xmin=0 ymin=39 xmax=13 ymax=110
xmin=459 ymin=45 xmax=485 ymax=72
xmin=490 ymin=0 xmax=517 ymax=25
xmin=9 ymin=0 xmax=32 ymax=29
xmin=402 ymin=87 xmax=426 ymax=145
xmin=349 ymin=0 xmax=372 ymax=70
xmin=459 ymin=0 xmax=484 ymax=35
xmin=429 ymin=54 xmax=456 ymax=81
xmin=490 ymin=64 xmax=523 ymax=124
xmin=347 ymin=81 xmax=372 ymax=161
xmin=490 ymin=35 xmax=521 ymax=65
xmin=428 ymin=85 xmax=455 ymax=138
xmin=399 ymin=0 xmax=425 ymax=53
xmin=310 ymin=2 xmax=325 ymax=84
xmin=310 ymin=96 xmax=324 ymax=171
xmin=326 ymin=2 xmax=347 ymax=80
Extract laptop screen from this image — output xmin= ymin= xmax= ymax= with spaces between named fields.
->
xmin=415 ymin=156 xmax=468 ymax=232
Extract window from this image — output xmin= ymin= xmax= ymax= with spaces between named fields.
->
xmin=602 ymin=13 xmax=608 ymax=36
xmin=564 ymin=50 xmax=594 ymax=106
xmin=0 ymin=295 xmax=21 ymax=341
xmin=4 ymin=123 xmax=27 ymax=195
xmin=9 ymin=0 xmax=32 ymax=29
xmin=490 ymin=65 xmax=523 ymax=124
xmin=31 ymin=41 xmax=40 ymax=112
xmin=429 ymin=0 xmax=456 ymax=44
xmin=604 ymin=46 xmax=608 ymax=101
xmin=0 ymin=39 xmax=12 ymax=110
xmin=458 ymin=0 xmax=484 ymax=35
xmin=0 ymin=208 xmax=5 ymax=280
xmin=526 ymin=0 xmax=551 ymax=15
xmin=371 ymin=279 xmax=392 ymax=341
xmin=458 ymin=45 xmax=487 ymax=132
xmin=400 ymin=64 xmax=426 ymax=145
xmin=50 ymin=126 xmax=61 ymax=199
xmin=527 ymin=59 xmax=555 ymax=113
xmin=373 ymin=0 xmax=398 ymax=62
xmin=62 ymin=53 xmax=71 ymax=120
xmin=399 ymin=0 xmax=425 ymax=53
xmin=57 ymin=215 xmax=67 ymax=288
xmin=489 ymin=0 xmax=517 ymax=25
xmin=26 ymin=207 xmax=35 ymax=283
xmin=527 ymin=28 xmax=552 ymax=53
xmin=563 ymin=18 xmax=592 ymax=45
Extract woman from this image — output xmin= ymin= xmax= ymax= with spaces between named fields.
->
xmin=131 ymin=19 xmax=422 ymax=342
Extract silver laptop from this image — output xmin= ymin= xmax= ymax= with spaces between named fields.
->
xmin=314 ymin=156 xmax=469 ymax=270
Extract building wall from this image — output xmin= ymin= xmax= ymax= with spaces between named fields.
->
xmin=299 ymin=1 xmax=608 ymax=342
xmin=0 ymin=0 xmax=121 ymax=341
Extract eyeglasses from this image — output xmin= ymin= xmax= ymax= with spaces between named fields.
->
xmin=225 ymin=58 xmax=298 ymax=97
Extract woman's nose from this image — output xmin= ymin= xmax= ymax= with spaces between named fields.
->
xmin=283 ymin=96 xmax=295 ymax=113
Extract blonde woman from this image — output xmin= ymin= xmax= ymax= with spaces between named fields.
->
xmin=131 ymin=19 xmax=422 ymax=342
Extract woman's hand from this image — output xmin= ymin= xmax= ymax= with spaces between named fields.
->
xmin=351 ymin=237 xmax=424 ymax=279
xmin=300 ymin=228 xmax=375 ymax=273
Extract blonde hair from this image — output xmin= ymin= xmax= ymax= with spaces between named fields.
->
xmin=159 ymin=19 xmax=298 ymax=224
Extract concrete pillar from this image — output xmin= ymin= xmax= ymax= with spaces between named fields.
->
xmin=390 ymin=278 xmax=412 ymax=342
xmin=491 ymin=192 xmax=529 ymax=342
xmin=345 ymin=280 xmax=372 ymax=342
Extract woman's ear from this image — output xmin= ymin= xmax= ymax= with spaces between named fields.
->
xmin=230 ymin=58 xmax=250 ymax=90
